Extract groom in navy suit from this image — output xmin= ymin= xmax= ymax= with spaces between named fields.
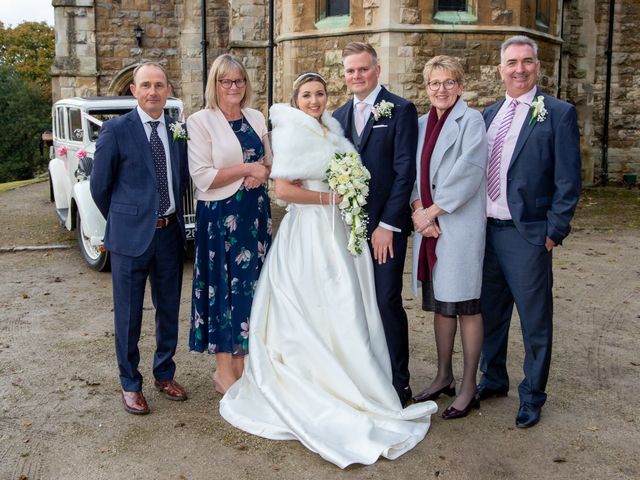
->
xmin=91 ymin=62 xmax=189 ymax=414
xmin=334 ymin=42 xmax=418 ymax=406
xmin=478 ymin=36 xmax=581 ymax=427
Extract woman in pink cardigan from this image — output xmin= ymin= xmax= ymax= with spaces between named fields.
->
xmin=187 ymin=54 xmax=272 ymax=394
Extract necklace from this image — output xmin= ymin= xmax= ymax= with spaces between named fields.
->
xmin=229 ymin=117 xmax=246 ymax=133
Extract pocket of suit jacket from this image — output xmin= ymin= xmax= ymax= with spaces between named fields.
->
xmin=111 ymin=202 xmax=138 ymax=216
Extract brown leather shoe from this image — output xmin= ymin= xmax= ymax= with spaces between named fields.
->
xmin=154 ymin=379 xmax=188 ymax=401
xmin=121 ymin=390 xmax=150 ymax=415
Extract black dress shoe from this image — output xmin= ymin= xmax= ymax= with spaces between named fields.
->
xmin=442 ymin=395 xmax=480 ymax=420
xmin=516 ymin=403 xmax=541 ymax=428
xmin=413 ymin=380 xmax=456 ymax=403
xmin=399 ymin=386 xmax=413 ymax=407
xmin=476 ymin=384 xmax=509 ymax=401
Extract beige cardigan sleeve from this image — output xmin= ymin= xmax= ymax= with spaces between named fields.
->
xmin=187 ymin=108 xmax=267 ymax=201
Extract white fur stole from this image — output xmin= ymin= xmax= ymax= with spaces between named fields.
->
xmin=269 ymin=103 xmax=356 ymax=180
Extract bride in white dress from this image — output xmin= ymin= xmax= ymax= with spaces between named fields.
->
xmin=220 ymin=72 xmax=437 ymax=468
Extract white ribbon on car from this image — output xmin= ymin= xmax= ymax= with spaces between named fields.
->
xmin=82 ymin=112 xmax=104 ymax=128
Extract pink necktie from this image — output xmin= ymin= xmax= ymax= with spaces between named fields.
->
xmin=487 ymin=99 xmax=519 ymax=201
xmin=355 ymin=102 xmax=368 ymax=136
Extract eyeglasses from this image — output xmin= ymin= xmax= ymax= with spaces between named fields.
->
xmin=219 ymin=79 xmax=246 ymax=89
xmin=427 ymin=79 xmax=458 ymax=91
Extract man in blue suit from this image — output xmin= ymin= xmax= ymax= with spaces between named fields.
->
xmin=478 ymin=36 xmax=581 ymax=427
xmin=91 ymin=62 xmax=189 ymax=414
xmin=333 ymin=42 xmax=418 ymax=406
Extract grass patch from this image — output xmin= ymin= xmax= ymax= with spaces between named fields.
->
xmin=0 ymin=176 xmax=47 ymax=193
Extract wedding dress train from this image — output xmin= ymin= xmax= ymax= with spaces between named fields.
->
xmin=220 ymin=185 xmax=437 ymax=468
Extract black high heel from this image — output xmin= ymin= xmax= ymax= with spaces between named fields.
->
xmin=413 ymin=380 xmax=456 ymax=403
xmin=441 ymin=394 xmax=480 ymax=420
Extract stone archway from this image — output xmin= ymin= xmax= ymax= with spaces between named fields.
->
xmin=108 ymin=64 xmax=137 ymax=96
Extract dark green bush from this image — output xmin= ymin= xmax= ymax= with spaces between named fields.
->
xmin=0 ymin=66 xmax=51 ymax=182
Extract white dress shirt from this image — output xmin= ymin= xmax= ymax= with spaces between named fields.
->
xmin=486 ymin=86 xmax=537 ymax=220
xmin=352 ymin=84 xmax=400 ymax=233
xmin=352 ymin=84 xmax=381 ymax=122
xmin=137 ymin=106 xmax=176 ymax=215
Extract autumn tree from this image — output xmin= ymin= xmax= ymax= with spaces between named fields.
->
xmin=0 ymin=21 xmax=54 ymax=97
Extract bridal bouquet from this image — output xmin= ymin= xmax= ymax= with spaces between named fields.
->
xmin=326 ymin=152 xmax=371 ymax=256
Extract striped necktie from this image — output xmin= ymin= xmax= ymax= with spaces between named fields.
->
xmin=487 ymin=99 xmax=518 ymax=201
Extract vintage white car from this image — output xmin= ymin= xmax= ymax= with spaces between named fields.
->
xmin=48 ymin=96 xmax=195 ymax=271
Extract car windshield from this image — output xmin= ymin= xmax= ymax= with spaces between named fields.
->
xmin=86 ymin=107 xmax=182 ymax=142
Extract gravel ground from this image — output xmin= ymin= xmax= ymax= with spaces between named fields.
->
xmin=0 ymin=181 xmax=639 ymax=480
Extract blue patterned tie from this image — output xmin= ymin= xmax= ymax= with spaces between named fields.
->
xmin=148 ymin=121 xmax=170 ymax=215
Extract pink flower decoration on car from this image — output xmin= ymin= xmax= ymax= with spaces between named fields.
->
xmin=57 ymin=145 xmax=67 ymax=157
xmin=77 ymin=149 xmax=88 ymax=160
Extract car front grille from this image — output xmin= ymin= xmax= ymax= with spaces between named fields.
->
xmin=182 ymin=180 xmax=196 ymax=228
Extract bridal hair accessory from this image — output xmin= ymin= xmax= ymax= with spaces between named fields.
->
xmin=326 ymin=152 xmax=371 ymax=256
xmin=293 ymin=72 xmax=327 ymax=88
xmin=169 ymin=121 xmax=190 ymax=141
xmin=371 ymin=100 xmax=394 ymax=121
xmin=528 ymin=95 xmax=547 ymax=125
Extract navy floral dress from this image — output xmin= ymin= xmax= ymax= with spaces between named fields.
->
xmin=189 ymin=116 xmax=272 ymax=355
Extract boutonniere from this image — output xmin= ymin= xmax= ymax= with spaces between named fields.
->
xmin=528 ymin=95 xmax=548 ymax=125
xmin=169 ymin=121 xmax=189 ymax=141
xmin=371 ymin=100 xmax=394 ymax=122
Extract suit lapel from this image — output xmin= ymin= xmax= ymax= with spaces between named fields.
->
xmin=344 ymin=101 xmax=354 ymax=137
xmin=127 ymin=109 xmax=156 ymax=180
xmin=357 ymin=87 xmax=386 ymax=152
xmin=484 ymin=99 xmax=505 ymax=129
xmin=165 ymin=117 xmax=181 ymax=199
xmin=509 ymin=89 xmax=542 ymax=170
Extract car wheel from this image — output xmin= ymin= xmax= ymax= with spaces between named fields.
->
xmin=76 ymin=210 xmax=110 ymax=272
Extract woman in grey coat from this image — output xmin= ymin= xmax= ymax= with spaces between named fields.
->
xmin=410 ymin=56 xmax=488 ymax=419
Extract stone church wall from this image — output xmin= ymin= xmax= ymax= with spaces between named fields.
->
xmin=564 ymin=0 xmax=640 ymax=183
xmin=51 ymin=0 xmax=640 ymax=183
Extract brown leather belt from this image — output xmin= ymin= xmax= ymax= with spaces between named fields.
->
xmin=156 ymin=213 xmax=177 ymax=229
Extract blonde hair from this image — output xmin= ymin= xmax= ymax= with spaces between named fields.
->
xmin=422 ymin=55 xmax=465 ymax=86
xmin=290 ymin=72 xmax=328 ymax=108
xmin=205 ymin=54 xmax=252 ymax=109
xmin=342 ymin=42 xmax=378 ymax=65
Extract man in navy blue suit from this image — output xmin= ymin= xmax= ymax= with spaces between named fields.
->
xmin=91 ymin=62 xmax=189 ymax=414
xmin=478 ymin=36 xmax=581 ymax=427
xmin=333 ymin=42 xmax=418 ymax=406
